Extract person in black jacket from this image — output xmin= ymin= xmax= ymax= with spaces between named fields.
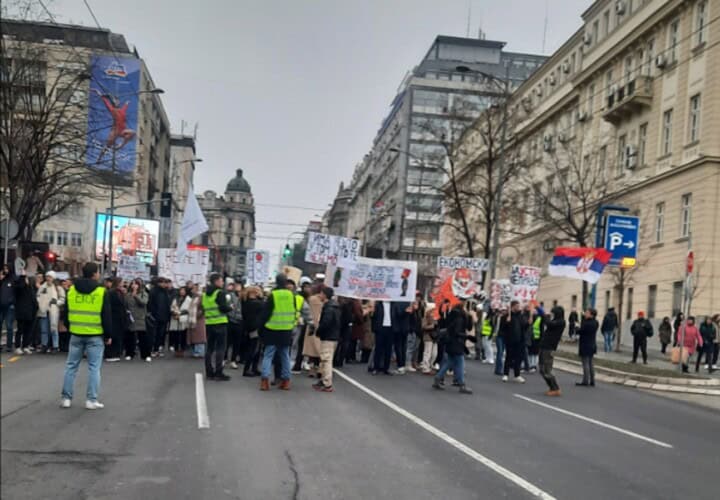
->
xmin=371 ymin=301 xmax=394 ymax=375
xmin=432 ymin=300 xmax=475 ymax=394
xmin=13 ymin=272 xmax=38 ymax=354
xmin=241 ymin=286 xmax=264 ymax=377
xmin=104 ymin=278 xmax=129 ymax=362
xmin=568 ymin=309 xmax=579 ymax=340
xmin=539 ymin=306 xmax=566 ymax=396
xmin=577 ymin=308 xmax=599 ymax=386
xmin=630 ymin=311 xmax=653 ymax=364
xmin=148 ymin=278 xmax=171 ymax=356
xmin=314 ymin=287 xmax=341 ymax=392
xmin=601 ymin=307 xmax=618 ymax=353
xmin=0 ymin=266 xmax=16 ymax=352
xmin=500 ymin=301 xmax=527 ymax=383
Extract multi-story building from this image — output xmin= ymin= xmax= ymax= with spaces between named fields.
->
xmin=335 ymin=34 xmax=545 ymax=291
xmin=1 ymin=20 xmax=172 ymax=275
xmin=445 ymin=0 xmax=719 ymax=325
xmin=192 ymin=169 xmax=256 ymax=278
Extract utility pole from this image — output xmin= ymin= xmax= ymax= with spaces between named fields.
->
xmin=102 ymin=146 xmax=117 ymax=277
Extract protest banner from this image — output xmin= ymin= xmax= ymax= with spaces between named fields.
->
xmin=280 ymin=265 xmax=302 ymax=286
xmin=510 ymin=265 xmax=541 ymax=303
xmin=117 ymin=255 xmax=150 ymax=281
xmin=246 ymin=250 xmax=271 ymax=285
xmin=325 ymin=256 xmax=417 ymax=302
xmin=158 ymin=247 xmax=210 ymax=286
xmin=432 ymin=256 xmax=488 ymax=309
xmin=490 ymin=279 xmax=513 ymax=310
xmin=305 ymin=232 xmax=361 ymax=265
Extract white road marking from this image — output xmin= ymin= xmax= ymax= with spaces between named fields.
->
xmin=513 ymin=394 xmax=673 ymax=449
xmin=334 ymin=369 xmax=556 ymax=499
xmin=195 ymin=373 xmax=210 ymax=429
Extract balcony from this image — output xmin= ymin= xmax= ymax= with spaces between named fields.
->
xmin=603 ymin=76 xmax=653 ymax=124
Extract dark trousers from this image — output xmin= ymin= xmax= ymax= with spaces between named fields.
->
xmin=632 ymin=336 xmax=648 ymax=363
xmin=539 ymin=349 xmax=559 ymax=391
xmin=360 ymin=348 xmax=372 ymax=363
xmin=661 ymin=342 xmax=669 ymax=354
xmin=124 ymin=331 xmax=137 ymax=358
xmin=226 ymin=321 xmax=243 ymax=361
xmin=243 ymin=337 xmax=259 ymax=374
xmin=59 ymin=331 xmax=70 ymax=352
xmin=106 ymin=329 xmax=125 ymax=358
xmin=334 ymin=330 xmax=350 ymax=367
xmin=713 ymin=344 xmax=719 ymax=365
xmin=393 ymin=330 xmax=408 ymax=368
xmin=293 ymin=328 xmax=306 ymax=370
xmin=581 ymin=355 xmax=595 ymax=384
xmin=15 ymin=319 xmax=34 ymax=349
xmin=205 ymin=324 xmax=227 ymax=377
xmin=373 ymin=327 xmax=393 ymax=373
xmin=696 ymin=344 xmax=714 ymax=372
xmin=129 ymin=330 xmax=152 ymax=359
xmin=153 ymin=321 xmax=168 ymax=352
xmin=435 ymin=342 xmax=445 ymax=367
xmin=503 ymin=341 xmax=522 ymax=377
xmin=522 ymin=344 xmax=531 ymax=371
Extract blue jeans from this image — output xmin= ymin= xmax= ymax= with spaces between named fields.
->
xmin=62 ymin=335 xmax=105 ymax=402
xmin=494 ymin=336 xmax=505 ymax=375
xmin=40 ymin=316 xmax=59 ymax=349
xmin=435 ymin=353 xmax=465 ymax=385
xmin=1 ymin=304 xmax=14 ymax=349
xmin=602 ymin=331 xmax=614 ymax=352
xmin=261 ymin=344 xmax=291 ymax=380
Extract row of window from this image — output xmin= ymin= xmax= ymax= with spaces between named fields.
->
xmin=654 ymin=193 xmax=692 ymax=244
xmin=597 ymin=280 xmax=688 ymax=321
xmin=42 ymin=231 xmax=82 ymax=247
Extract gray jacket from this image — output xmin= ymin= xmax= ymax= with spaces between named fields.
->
xmin=125 ymin=290 xmax=149 ymax=332
xmin=227 ymin=292 xmax=243 ymax=324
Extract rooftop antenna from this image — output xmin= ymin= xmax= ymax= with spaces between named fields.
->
xmin=542 ymin=0 xmax=549 ymax=54
xmin=466 ymin=0 xmax=471 ymax=38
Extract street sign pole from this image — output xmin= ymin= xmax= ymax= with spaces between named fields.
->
xmin=590 ymin=205 xmax=630 ymax=308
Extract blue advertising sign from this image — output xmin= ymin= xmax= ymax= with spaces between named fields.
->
xmin=604 ymin=215 xmax=640 ymax=266
xmin=86 ymin=55 xmax=141 ymax=182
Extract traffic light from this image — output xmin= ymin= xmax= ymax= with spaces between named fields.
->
xmin=282 ymin=244 xmax=292 ymax=261
xmin=45 ymin=251 xmax=56 ymax=264
xmin=160 ymin=192 xmax=172 ymax=218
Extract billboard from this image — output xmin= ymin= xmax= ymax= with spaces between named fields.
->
xmin=94 ymin=213 xmax=160 ymax=264
xmin=86 ymin=54 xmax=141 ymax=184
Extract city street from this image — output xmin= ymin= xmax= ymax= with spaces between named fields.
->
xmin=2 ymin=353 xmax=718 ymax=500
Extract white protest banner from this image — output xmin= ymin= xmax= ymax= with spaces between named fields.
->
xmin=246 ymin=250 xmax=270 ymax=285
xmin=432 ymin=256 xmax=488 ymax=306
xmin=325 ymin=256 xmax=417 ymax=302
xmin=510 ymin=265 xmax=541 ymax=304
xmin=177 ymin=188 xmax=209 ymax=259
xmin=490 ymin=279 xmax=512 ymax=310
xmin=117 ymin=255 xmax=150 ymax=281
xmin=305 ymin=232 xmax=361 ymax=265
xmin=158 ymin=247 xmax=210 ymax=286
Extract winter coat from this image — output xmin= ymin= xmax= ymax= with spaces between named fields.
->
xmin=36 ymin=281 xmax=65 ymax=331
xmin=226 ymin=292 xmax=243 ymax=324
xmin=421 ymin=309 xmax=437 ymax=342
xmin=109 ymin=288 xmax=130 ymax=336
xmin=339 ymin=300 xmax=353 ymax=341
xmin=350 ymin=300 xmax=366 ymax=341
xmin=500 ymin=311 xmax=525 ymax=345
xmin=630 ymin=318 xmax=653 ymax=339
xmin=678 ymin=324 xmax=702 ymax=356
xmin=13 ymin=277 xmax=38 ymax=322
xmin=539 ymin=307 xmax=566 ymax=351
xmin=317 ymin=300 xmax=342 ymax=341
xmin=242 ymin=297 xmax=264 ymax=334
xmin=0 ymin=275 xmax=15 ymax=306
xmin=699 ymin=322 xmax=717 ymax=345
xmin=444 ymin=305 xmax=473 ymax=356
xmin=303 ymin=294 xmax=324 ymax=358
xmin=187 ymin=295 xmax=206 ymax=344
xmin=658 ymin=321 xmax=672 ymax=345
xmin=601 ymin=310 xmax=618 ymax=332
xmin=577 ymin=317 xmax=599 ymax=357
xmin=125 ymin=290 xmax=149 ymax=332
xmin=169 ymin=296 xmax=192 ymax=331
xmin=148 ymin=286 xmax=171 ymax=323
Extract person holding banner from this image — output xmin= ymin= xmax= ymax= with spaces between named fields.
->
xmin=432 ymin=299 xmax=475 ymax=394
xmin=371 ymin=301 xmax=395 ymax=376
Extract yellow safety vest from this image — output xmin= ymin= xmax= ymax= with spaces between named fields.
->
xmin=533 ymin=316 xmax=542 ymax=340
xmin=482 ymin=319 xmax=493 ymax=337
xmin=67 ymin=285 xmax=105 ymax=335
xmin=203 ymin=289 xmax=229 ymax=325
xmin=265 ymin=289 xmax=296 ymax=331
xmin=295 ymin=295 xmax=305 ymax=325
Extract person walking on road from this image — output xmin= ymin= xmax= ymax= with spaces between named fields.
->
xmin=600 ymin=307 xmax=618 ymax=353
xmin=371 ymin=301 xmax=395 ymax=376
xmin=678 ymin=317 xmax=702 ymax=373
xmin=259 ymin=274 xmax=296 ymax=391
xmin=61 ymin=263 xmax=112 ymax=410
xmin=203 ymin=274 xmax=232 ymax=382
xmin=224 ymin=280 xmax=244 ymax=368
xmin=37 ymin=270 xmax=65 ymax=353
xmin=630 ymin=311 xmax=653 ymax=364
xmin=500 ymin=301 xmax=525 ymax=384
xmin=314 ymin=287 xmax=341 ymax=392
xmin=658 ymin=317 xmax=672 ymax=354
xmin=432 ymin=298 xmax=475 ymax=394
xmin=577 ymin=308 xmax=599 ymax=387
xmin=539 ymin=306 xmax=566 ymax=396
xmin=696 ymin=316 xmax=716 ymax=373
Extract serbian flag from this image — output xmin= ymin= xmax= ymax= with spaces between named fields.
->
xmin=548 ymin=247 xmax=612 ymax=284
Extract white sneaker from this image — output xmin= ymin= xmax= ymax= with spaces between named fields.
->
xmin=169 ymin=346 xmax=175 ymax=352
xmin=406 ymin=365 xmax=417 ymax=372
xmin=106 ymin=357 xmax=120 ymax=362
xmin=125 ymin=356 xmax=132 ymax=361
xmin=85 ymin=400 xmax=104 ymax=410
xmin=397 ymin=367 xmax=406 ymax=374
xmin=433 ymin=363 xmax=440 ymax=371
xmin=230 ymin=361 xmax=239 ymax=370
xmin=60 ymin=399 xmax=71 ymax=409
xmin=502 ymin=375 xmax=508 ymax=382
xmin=514 ymin=376 xmax=526 ymax=384
xmin=301 ymin=361 xmax=311 ymax=371
xmin=14 ymin=348 xmax=23 ymax=355
xmin=23 ymin=348 xmax=32 ymax=355
xmin=145 ymin=357 xmax=152 ymax=363
xmin=713 ymin=365 xmax=718 ymax=370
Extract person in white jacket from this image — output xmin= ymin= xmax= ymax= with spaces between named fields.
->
xmin=37 ymin=271 xmax=65 ymax=353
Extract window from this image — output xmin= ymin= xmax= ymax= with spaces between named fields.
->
xmin=626 ymin=287 xmax=634 ymax=320
xmin=56 ymin=231 xmax=68 ymax=246
xmin=672 ymin=281 xmax=683 ymax=316
xmin=241 ymin=220 xmax=245 ymax=231
xmin=588 ymin=83 xmax=595 ymax=114
xmin=70 ymin=232 xmax=82 ymax=247
xmin=617 ymin=134 xmax=627 ymax=176
xmin=603 ymin=10 xmax=610 ymax=36
xmin=599 ymin=146 xmax=608 ymax=178
xmin=226 ymin=235 xmax=231 ymax=245
xmin=571 ymin=295 xmax=578 ymax=310
xmin=593 ymin=20 xmax=599 ymax=44
xmin=696 ymin=1 xmax=707 ymax=46
xmin=680 ymin=193 xmax=692 ymax=237
xmin=42 ymin=230 xmax=54 ymax=244
xmin=624 ymin=56 xmax=634 ymax=83
xmin=668 ymin=19 xmax=680 ymax=63
xmin=655 ymin=202 xmax=665 ymax=243
xmin=644 ymin=38 xmax=655 ymax=76
xmin=638 ymin=123 xmax=648 ymax=165
xmin=605 ymin=290 xmax=611 ymax=313
xmin=647 ymin=285 xmax=657 ymax=319
xmin=227 ymin=218 xmax=233 ymax=231
xmin=662 ymin=109 xmax=673 ymax=156
xmin=240 ymin=237 xmax=245 ymax=248
xmin=688 ymin=94 xmax=701 ymax=143
xmin=605 ymin=70 xmax=613 ymax=98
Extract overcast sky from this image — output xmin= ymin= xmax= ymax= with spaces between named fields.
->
xmin=48 ymin=0 xmax=587 ymax=261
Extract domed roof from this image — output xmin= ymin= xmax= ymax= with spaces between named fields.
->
xmin=226 ymin=168 xmax=252 ymax=193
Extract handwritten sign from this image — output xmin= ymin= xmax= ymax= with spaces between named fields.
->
xmin=246 ymin=250 xmax=270 ymax=285
xmin=490 ymin=279 xmax=513 ymax=310
xmin=117 ymin=255 xmax=150 ymax=281
xmin=158 ymin=247 xmax=210 ymax=287
xmin=510 ymin=265 xmax=541 ymax=303
xmin=305 ymin=232 xmax=361 ymax=265
xmin=432 ymin=256 xmax=488 ymax=307
xmin=325 ymin=256 xmax=417 ymax=302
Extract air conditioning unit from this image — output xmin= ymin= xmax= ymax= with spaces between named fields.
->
xmin=615 ymin=1 xmax=626 ymax=16
xmin=656 ymin=54 xmax=667 ymax=69
xmin=583 ymin=32 xmax=593 ymax=45
xmin=543 ymin=135 xmax=554 ymax=152
xmin=625 ymin=144 xmax=638 ymax=169
xmin=562 ymin=61 xmax=571 ymax=74
xmin=577 ymin=110 xmax=589 ymax=122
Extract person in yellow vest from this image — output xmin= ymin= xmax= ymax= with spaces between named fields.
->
xmin=60 ymin=262 xmax=112 ymax=410
xmin=529 ymin=310 xmax=544 ymax=372
xmin=203 ymin=273 xmax=232 ymax=381
xmin=479 ymin=309 xmax=495 ymax=364
xmin=259 ymin=273 xmax=296 ymax=391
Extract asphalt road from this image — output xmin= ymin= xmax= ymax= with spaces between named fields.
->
xmin=1 ymin=351 xmax=718 ymax=500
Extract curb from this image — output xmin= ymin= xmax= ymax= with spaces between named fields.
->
xmin=553 ymin=360 xmax=720 ymax=396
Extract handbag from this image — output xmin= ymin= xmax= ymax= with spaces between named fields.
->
xmin=670 ymin=346 xmax=681 ymax=364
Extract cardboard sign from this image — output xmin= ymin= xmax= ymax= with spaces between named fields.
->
xmin=281 ymin=265 xmax=302 ymax=286
xmin=158 ymin=247 xmax=210 ymax=287
xmin=432 ymin=256 xmax=488 ymax=308
xmin=490 ymin=279 xmax=513 ymax=310
xmin=246 ymin=250 xmax=270 ymax=285
xmin=325 ymin=257 xmax=417 ymax=302
xmin=510 ymin=265 xmax=541 ymax=303
xmin=117 ymin=255 xmax=150 ymax=281
xmin=305 ymin=232 xmax=361 ymax=265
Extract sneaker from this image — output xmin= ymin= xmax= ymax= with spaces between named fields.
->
xmin=230 ymin=361 xmax=239 ymax=370
xmin=432 ymin=380 xmax=445 ymax=390
xmin=106 ymin=357 xmax=120 ymax=362
xmin=320 ymin=385 xmax=334 ymax=392
xmin=301 ymin=361 xmax=311 ymax=371
xmin=60 ymin=398 xmax=71 ymax=409
xmin=23 ymin=348 xmax=32 ymax=355
xmin=458 ymin=385 xmax=473 ymax=395
xmin=169 ymin=346 xmax=175 ymax=352
xmin=14 ymin=348 xmax=23 ymax=355
xmin=85 ymin=400 xmax=104 ymax=410
xmin=502 ymin=375 xmax=509 ymax=382
xmin=158 ymin=346 xmax=164 ymax=353
xmin=530 ymin=367 xmax=538 ymax=373
xmin=145 ymin=357 xmax=152 ymax=363
xmin=215 ymin=374 xmax=231 ymax=382
xmin=433 ymin=363 xmax=440 ymax=371
xmin=397 ymin=367 xmax=406 ymax=375
xmin=514 ymin=376 xmax=526 ymax=384
xmin=713 ymin=365 xmax=719 ymax=370
xmin=406 ymin=365 xmax=417 ymax=373
xmin=151 ymin=352 xmax=159 ymax=358
xmin=546 ymin=390 xmax=562 ymax=397
xmin=291 ymin=369 xmax=302 ymax=374
xmin=124 ymin=356 xmax=132 ymax=361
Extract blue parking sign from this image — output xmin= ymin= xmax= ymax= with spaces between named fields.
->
xmin=604 ymin=215 xmax=640 ymax=266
